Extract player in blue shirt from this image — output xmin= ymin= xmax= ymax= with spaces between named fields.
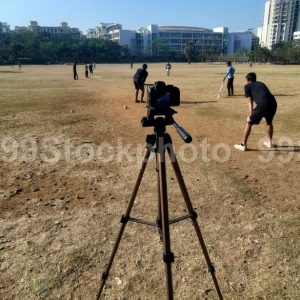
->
xmin=223 ymin=61 xmax=235 ymax=96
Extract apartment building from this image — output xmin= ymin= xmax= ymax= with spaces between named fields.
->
xmin=87 ymin=23 xmax=136 ymax=51
xmin=294 ymin=30 xmax=300 ymax=38
xmin=260 ymin=0 xmax=300 ymax=48
xmin=15 ymin=21 xmax=81 ymax=37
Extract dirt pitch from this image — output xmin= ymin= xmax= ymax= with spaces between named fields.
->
xmin=0 ymin=63 xmax=299 ymax=300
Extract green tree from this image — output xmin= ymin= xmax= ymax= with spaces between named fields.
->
xmin=183 ymin=41 xmax=197 ymax=64
xmin=287 ymin=44 xmax=300 ymax=64
xmin=151 ymin=39 xmax=169 ymax=59
xmin=249 ymin=46 xmax=271 ymax=63
xmin=271 ymin=42 xmax=290 ymax=64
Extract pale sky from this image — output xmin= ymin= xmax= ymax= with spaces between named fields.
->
xmin=1 ymin=0 xmax=266 ymax=33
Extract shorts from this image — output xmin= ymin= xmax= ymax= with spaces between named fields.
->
xmin=248 ymin=103 xmax=277 ymax=125
xmin=134 ymin=80 xmax=144 ymax=90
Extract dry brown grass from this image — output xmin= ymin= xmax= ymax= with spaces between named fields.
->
xmin=0 ymin=63 xmax=299 ymax=299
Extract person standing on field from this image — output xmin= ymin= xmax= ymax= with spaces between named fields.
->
xmin=133 ymin=63 xmax=148 ymax=103
xmin=84 ymin=63 xmax=89 ymax=78
xmin=166 ymin=62 xmax=171 ymax=76
xmin=89 ymin=63 xmax=93 ymax=76
xmin=223 ymin=61 xmax=235 ymax=96
xmin=234 ymin=72 xmax=277 ymax=151
xmin=73 ymin=61 xmax=78 ymax=80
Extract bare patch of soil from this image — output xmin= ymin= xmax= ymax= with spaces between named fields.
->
xmin=0 ymin=64 xmax=299 ymax=299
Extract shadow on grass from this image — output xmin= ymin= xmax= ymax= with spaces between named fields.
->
xmin=247 ymin=145 xmax=300 ymax=152
xmin=181 ymin=100 xmax=219 ymax=105
xmin=0 ymin=70 xmax=22 ymax=74
xmin=220 ymin=94 xmax=245 ymax=97
xmin=273 ymin=94 xmax=295 ymax=97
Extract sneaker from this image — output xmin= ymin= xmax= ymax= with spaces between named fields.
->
xmin=263 ymin=141 xmax=274 ymax=148
xmin=234 ymin=143 xmax=247 ymax=151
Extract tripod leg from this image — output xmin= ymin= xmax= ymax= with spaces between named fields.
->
xmin=167 ymin=147 xmax=224 ymax=300
xmin=158 ymin=143 xmax=174 ymax=300
xmin=96 ymin=148 xmax=151 ymax=299
xmin=156 ymin=153 xmax=163 ymax=240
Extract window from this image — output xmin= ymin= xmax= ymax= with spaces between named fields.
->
xmin=159 ymin=32 xmax=170 ymax=39
xmin=182 ymin=33 xmax=192 ymax=38
xmin=170 ymin=33 xmax=181 ymax=38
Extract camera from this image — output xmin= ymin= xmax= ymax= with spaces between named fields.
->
xmin=142 ymin=81 xmax=180 ymax=127
xmin=148 ymin=81 xmax=180 ymax=108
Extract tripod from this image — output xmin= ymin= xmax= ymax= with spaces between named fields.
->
xmin=96 ymin=116 xmax=223 ymax=300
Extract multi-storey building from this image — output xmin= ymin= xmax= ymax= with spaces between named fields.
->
xmin=145 ymin=25 xmax=226 ymax=57
xmin=87 ymin=23 xmax=233 ymax=57
xmin=87 ymin=23 xmax=137 ymax=51
xmin=227 ymin=31 xmax=257 ymax=54
xmin=297 ymin=1 xmax=300 ymax=30
xmin=14 ymin=21 xmax=81 ymax=37
xmin=260 ymin=0 xmax=300 ymax=48
xmin=293 ymin=30 xmax=300 ymax=39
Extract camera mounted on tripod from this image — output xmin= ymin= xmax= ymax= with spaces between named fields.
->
xmin=141 ymin=81 xmax=192 ymax=144
xmin=141 ymin=81 xmax=180 ymax=127
xmin=148 ymin=81 xmax=180 ymax=108
xmin=97 ymin=81 xmax=223 ymax=300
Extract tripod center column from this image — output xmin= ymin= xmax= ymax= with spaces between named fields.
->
xmin=156 ymin=121 xmax=174 ymax=300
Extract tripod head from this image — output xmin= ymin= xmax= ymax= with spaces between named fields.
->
xmin=142 ymin=107 xmax=192 ymax=144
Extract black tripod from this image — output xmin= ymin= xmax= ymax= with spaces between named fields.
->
xmin=96 ymin=116 xmax=223 ymax=300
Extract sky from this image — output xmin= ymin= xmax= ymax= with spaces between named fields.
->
xmin=1 ymin=0 xmax=266 ymax=33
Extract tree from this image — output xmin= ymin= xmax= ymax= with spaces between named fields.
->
xmin=121 ymin=44 xmax=130 ymax=60
xmin=271 ymin=42 xmax=290 ymax=64
xmin=183 ymin=41 xmax=197 ymax=64
xmin=1 ymin=30 xmax=300 ymax=65
xmin=151 ymin=39 xmax=169 ymax=59
xmin=235 ymin=47 xmax=248 ymax=63
xmin=249 ymin=46 xmax=271 ymax=63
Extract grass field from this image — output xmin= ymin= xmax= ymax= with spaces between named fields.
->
xmin=0 ymin=63 xmax=299 ymax=299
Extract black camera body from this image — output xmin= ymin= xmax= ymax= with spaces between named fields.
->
xmin=142 ymin=81 xmax=180 ymax=127
xmin=141 ymin=81 xmax=192 ymax=143
xmin=148 ymin=81 xmax=180 ymax=108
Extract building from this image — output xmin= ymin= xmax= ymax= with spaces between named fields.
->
xmin=146 ymin=25 xmax=226 ymax=57
xmin=88 ymin=23 xmax=228 ymax=57
xmin=0 ymin=22 xmax=10 ymax=34
xmin=86 ymin=28 xmax=97 ymax=39
xmin=15 ymin=21 xmax=81 ymax=37
xmin=87 ymin=23 xmax=137 ymax=53
xmin=297 ymin=1 xmax=300 ymax=30
xmin=227 ymin=31 xmax=257 ymax=54
xmin=260 ymin=0 xmax=300 ymax=49
xmin=293 ymin=30 xmax=300 ymax=38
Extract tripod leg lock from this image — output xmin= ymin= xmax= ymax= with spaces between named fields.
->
xmin=120 ymin=214 xmax=129 ymax=224
xmin=163 ymin=252 xmax=175 ymax=263
xmin=101 ymin=272 xmax=108 ymax=280
xmin=190 ymin=211 xmax=198 ymax=220
xmin=156 ymin=217 xmax=162 ymax=228
xmin=208 ymin=265 xmax=216 ymax=274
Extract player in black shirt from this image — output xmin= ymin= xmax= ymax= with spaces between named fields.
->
xmin=73 ymin=61 xmax=78 ymax=80
xmin=133 ymin=63 xmax=148 ymax=103
xmin=234 ymin=72 xmax=277 ymax=151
